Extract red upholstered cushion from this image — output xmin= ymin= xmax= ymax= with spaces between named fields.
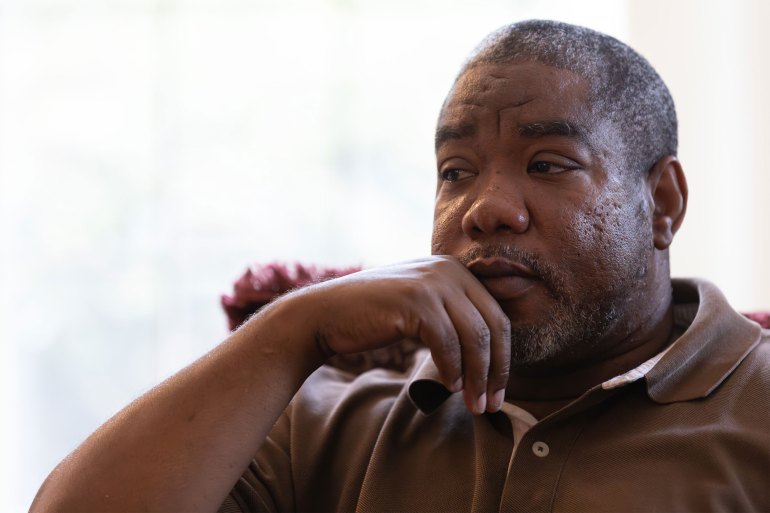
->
xmin=744 ymin=312 xmax=770 ymax=329
xmin=220 ymin=262 xmax=361 ymax=331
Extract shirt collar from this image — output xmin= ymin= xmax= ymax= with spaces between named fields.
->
xmin=645 ymin=278 xmax=762 ymax=403
xmin=407 ymin=278 xmax=763 ymax=413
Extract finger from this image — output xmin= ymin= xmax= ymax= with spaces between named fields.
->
xmin=417 ymin=300 xmax=464 ymax=393
xmin=465 ymin=287 xmax=511 ymax=412
xmin=444 ymin=299 xmax=491 ymax=415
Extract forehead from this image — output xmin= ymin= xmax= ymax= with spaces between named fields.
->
xmin=438 ymin=62 xmax=594 ymax=133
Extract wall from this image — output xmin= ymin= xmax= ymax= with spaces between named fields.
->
xmin=628 ymin=0 xmax=770 ymax=311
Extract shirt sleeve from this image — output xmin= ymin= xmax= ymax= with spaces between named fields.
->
xmin=216 ymin=361 xmax=416 ymax=513
xmin=217 ymin=409 xmax=296 ymax=513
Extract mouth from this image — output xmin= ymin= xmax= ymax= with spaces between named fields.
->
xmin=467 ymin=257 xmax=540 ymax=300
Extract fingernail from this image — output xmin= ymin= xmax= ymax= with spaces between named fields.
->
xmin=450 ymin=377 xmax=463 ymax=393
xmin=475 ymin=393 xmax=487 ymax=415
xmin=488 ymin=389 xmax=505 ymax=412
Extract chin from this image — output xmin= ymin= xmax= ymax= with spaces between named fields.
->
xmin=497 ymin=290 xmax=556 ymax=326
xmin=505 ymin=293 xmax=620 ymax=369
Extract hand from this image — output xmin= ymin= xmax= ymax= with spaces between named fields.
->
xmin=291 ymin=256 xmax=511 ymax=414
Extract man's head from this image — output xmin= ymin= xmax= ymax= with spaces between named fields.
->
xmin=431 ymin=20 xmax=688 ymax=371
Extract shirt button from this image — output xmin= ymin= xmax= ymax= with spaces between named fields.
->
xmin=532 ymin=441 xmax=550 ymax=458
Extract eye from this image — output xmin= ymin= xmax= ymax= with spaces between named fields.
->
xmin=527 ymin=159 xmax=578 ymax=174
xmin=529 ymin=161 xmax=556 ymax=173
xmin=439 ymin=168 xmax=475 ymax=183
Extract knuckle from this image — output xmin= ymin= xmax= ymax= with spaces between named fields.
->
xmin=392 ymin=311 xmax=412 ymax=337
xmin=439 ymin=331 xmax=460 ymax=354
xmin=469 ymin=321 xmax=491 ymax=348
xmin=488 ymin=367 xmax=510 ymax=387
xmin=430 ymin=327 xmax=460 ymax=361
xmin=500 ymin=316 xmax=511 ymax=337
xmin=493 ymin=317 xmax=511 ymax=351
xmin=398 ymin=279 xmax=420 ymax=299
xmin=431 ymin=256 xmax=462 ymax=278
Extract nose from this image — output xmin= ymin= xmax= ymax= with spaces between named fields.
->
xmin=461 ymin=177 xmax=530 ymax=238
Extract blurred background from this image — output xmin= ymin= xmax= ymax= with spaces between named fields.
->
xmin=1 ymin=0 xmax=768 ymax=510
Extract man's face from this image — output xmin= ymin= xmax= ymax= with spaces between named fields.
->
xmin=431 ymin=62 xmax=655 ymax=368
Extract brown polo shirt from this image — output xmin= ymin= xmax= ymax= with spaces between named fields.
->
xmin=220 ymin=279 xmax=770 ymax=512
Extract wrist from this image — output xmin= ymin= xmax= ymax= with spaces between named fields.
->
xmin=237 ymin=288 xmax=329 ymax=381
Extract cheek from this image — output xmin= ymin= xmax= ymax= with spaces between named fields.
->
xmin=563 ymin=196 xmax=651 ymax=278
xmin=574 ymin=199 xmax=623 ymax=256
xmin=431 ymin=198 xmax=466 ymax=254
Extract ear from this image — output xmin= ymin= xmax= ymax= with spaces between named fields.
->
xmin=647 ymin=155 xmax=688 ymax=250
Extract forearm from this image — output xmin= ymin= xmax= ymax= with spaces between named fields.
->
xmin=30 ymin=295 xmax=324 ymax=513
xmin=30 ymin=257 xmax=511 ymax=513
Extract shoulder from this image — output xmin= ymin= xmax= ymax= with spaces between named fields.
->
xmin=733 ymin=325 xmax=770 ymax=378
xmin=736 ymin=328 xmax=770 ymax=389
xmin=710 ymin=328 xmax=770 ymax=430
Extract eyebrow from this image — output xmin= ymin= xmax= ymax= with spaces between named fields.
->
xmin=435 ymin=119 xmax=592 ymax=153
xmin=434 ymin=123 xmax=476 ymax=152
xmin=518 ymin=120 xmax=587 ymax=142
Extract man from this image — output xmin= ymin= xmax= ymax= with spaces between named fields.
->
xmin=31 ymin=20 xmax=769 ymax=513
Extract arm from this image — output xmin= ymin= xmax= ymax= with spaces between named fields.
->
xmin=29 ymin=256 xmax=510 ymax=513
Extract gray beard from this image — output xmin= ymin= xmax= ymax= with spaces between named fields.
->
xmin=507 ymin=293 xmax=619 ymax=368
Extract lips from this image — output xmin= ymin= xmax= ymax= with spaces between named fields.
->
xmin=467 ymin=257 xmax=540 ymax=300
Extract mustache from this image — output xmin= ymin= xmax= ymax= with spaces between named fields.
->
xmin=457 ymin=244 xmax=564 ymax=297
